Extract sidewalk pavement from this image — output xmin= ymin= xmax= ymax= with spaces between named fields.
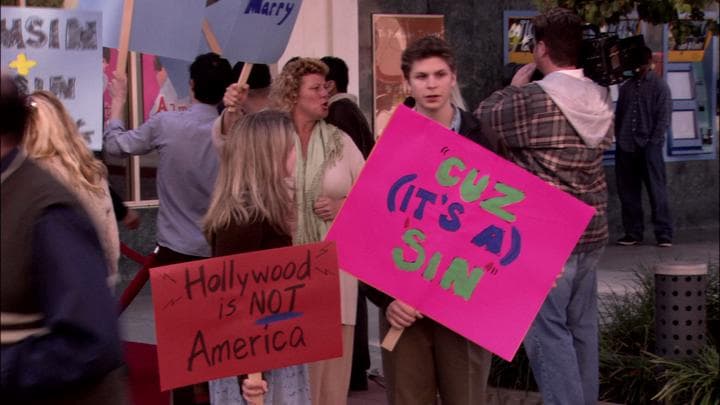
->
xmin=119 ymin=227 xmax=718 ymax=405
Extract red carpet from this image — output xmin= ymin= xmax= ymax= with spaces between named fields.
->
xmin=124 ymin=341 xmax=171 ymax=405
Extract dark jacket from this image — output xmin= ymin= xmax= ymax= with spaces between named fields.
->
xmin=1 ymin=151 xmax=126 ymax=404
xmin=210 ymin=219 xmax=291 ymax=257
xmin=326 ymin=95 xmax=375 ymax=159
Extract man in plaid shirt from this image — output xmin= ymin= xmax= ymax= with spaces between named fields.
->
xmin=475 ymin=8 xmax=613 ymax=405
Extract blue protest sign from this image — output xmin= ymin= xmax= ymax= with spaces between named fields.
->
xmin=1 ymin=7 xmax=104 ymax=151
xmin=203 ymin=0 xmax=303 ymax=64
xmin=78 ymin=0 xmax=205 ymax=61
xmin=157 ymin=56 xmax=191 ymax=100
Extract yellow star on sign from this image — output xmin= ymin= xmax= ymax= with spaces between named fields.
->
xmin=9 ymin=53 xmax=38 ymax=76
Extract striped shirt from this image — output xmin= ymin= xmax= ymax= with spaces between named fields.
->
xmin=475 ymin=83 xmax=612 ymax=252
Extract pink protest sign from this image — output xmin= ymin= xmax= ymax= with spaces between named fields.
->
xmin=326 ymin=105 xmax=596 ymax=360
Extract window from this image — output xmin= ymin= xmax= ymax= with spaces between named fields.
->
xmin=670 ymin=110 xmax=698 ymax=140
xmin=667 ymin=71 xmax=695 ymax=100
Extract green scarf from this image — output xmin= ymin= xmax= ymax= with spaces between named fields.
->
xmin=294 ymin=120 xmax=344 ymax=244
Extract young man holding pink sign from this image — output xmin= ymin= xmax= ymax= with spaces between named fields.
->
xmin=475 ymin=8 xmax=614 ymax=405
xmin=366 ymin=35 xmax=501 ymax=405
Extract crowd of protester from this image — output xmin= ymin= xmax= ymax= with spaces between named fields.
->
xmin=2 ymin=7 xmax=672 ymax=405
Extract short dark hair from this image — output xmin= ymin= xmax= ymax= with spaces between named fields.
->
xmin=0 ymin=75 xmax=29 ymax=144
xmin=533 ymin=8 xmax=583 ymax=67
xmin=321 ymin=56 xmax=349 ymax=93
xmin=232 ymin=62 xmax=271 ymax=90
xmin=282 ymin=56 xmax=301 ymax=72
xmin=401 ymin=35 xmax=456 ymax=80
xmin=638 ymin=46 xmax=653 ymax=65
xmin=189 ymin=53 xmax=233 ymax=104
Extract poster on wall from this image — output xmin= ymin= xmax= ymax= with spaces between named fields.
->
xmin=102 ymin=47 xmax=118 ymax=124
xmin=142 ymin=55 xmax=192 ymax=120
xmin=668 ymin=19 xmax=713 ymax=62
xmin=2 ymin=7 xmax=104 ymax=151
xmin=506 ymin=15 xmax=536 ymax=64
xmin=372 ymin=14 xmax=444 ymax=137
xmin=605 ymin=18 xmax=640 ymax=39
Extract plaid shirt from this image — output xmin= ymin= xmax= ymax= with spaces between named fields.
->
xmin=474 ymin=83 xmax=612 ymax=253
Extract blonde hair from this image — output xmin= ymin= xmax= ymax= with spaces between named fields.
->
xmin=23 ymin=91 xmax=107 ymax=195
xmin=271 ymin=58 xmax=329 ymax=112
xmin=204 ymin=110 xmax=296 ymax=237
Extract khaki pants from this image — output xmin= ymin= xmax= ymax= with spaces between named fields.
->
xmin=309 ymin=325 xmax=355 ymax=405
xmin=381 ymin=317 xmax=491 ymax=405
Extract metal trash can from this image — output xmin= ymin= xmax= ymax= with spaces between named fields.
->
xmin=654 ymin=262 xmax=708 ymax=360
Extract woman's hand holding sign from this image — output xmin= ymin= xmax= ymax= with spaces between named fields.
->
xmin=221 ymin=82 xmax=249 ymax=133
xmin=241 ymin=375 xmax=268 ymax=405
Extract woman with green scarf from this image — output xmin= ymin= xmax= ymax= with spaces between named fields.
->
xmin=215 ymin=58 xmax=365 ymax=405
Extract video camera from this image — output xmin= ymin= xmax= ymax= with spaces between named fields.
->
xmin=580 ymin=28 xmax=647 ymax=86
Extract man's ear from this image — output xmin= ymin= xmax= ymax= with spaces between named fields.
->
xmin=402 ymin=79 xmax=411 ymax=96
xmin=326 ymin=79 xmax=336 ymax=93
xmin=536 ymin=40 xmax=548 ymax=58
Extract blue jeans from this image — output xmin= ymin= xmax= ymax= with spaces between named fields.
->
xmin=524 ymin=247 xmax=604 ymax=405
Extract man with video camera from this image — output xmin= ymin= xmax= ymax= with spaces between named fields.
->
xmin=474 ymin=7 xmax=613 ymax=405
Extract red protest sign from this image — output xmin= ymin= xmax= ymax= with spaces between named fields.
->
xmin=150 ymin=242 xmax=342 ymax=391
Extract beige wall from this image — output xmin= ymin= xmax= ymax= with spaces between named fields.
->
xmin=277 ymin=0 xmax=360 ymax=98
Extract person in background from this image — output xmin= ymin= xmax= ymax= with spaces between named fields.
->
xmin=475 ymin=8 xmax=614 ymax=404
xmin=614 ymin=46 xmax=673 ymax=247
xmin=204 ymin=110 xmax=310 ymax=405
xmin=231 ymin=62 xmax=272 ymax=114
xmin=219 ymin=57 xmax=364 ymax=405
xmin=320 ymin=55 xmax=374 ymax=392
xmin=105 ymin=52 xmax=232 ymax=266
xmin=109 ymin=187 xmax=141 ymax=230
xmin=1 ymin=74 xmax=126 ymax=404
xmin=321 ymin=56 xmax=375 ymax=158
xmin=211 ymin=62 xmax=273 ymax=150
xmin=105 ymin=52 xmax=233 ymax=405
xmin=22 ymin=91 xmax=120 ymax=288
xmin=367 ymin=35 xmax=499 ymax=405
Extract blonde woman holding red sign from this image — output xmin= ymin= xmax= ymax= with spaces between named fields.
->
xmin=218 ymin=58 xmax=364 ymax=405
xmin=204 ymin=110 xmax=310 ymax=405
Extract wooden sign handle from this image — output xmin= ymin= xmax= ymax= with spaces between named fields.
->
xmin=200 ymin=19 xmax=251 ymax=112
xmin=115 ymin=0 xmax=135 ymax=75
xmin=237 ymin=63 xmax=253 ymax=86
xmin=201 ymin=19 xmax=223 ymax=55
xmin=247 ymin=372 xmax=264 ymax=405
xmin=381 ymin=327 xmax=404 ymax=351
